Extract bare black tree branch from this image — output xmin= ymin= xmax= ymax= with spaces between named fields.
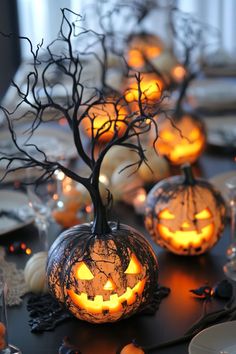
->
xmin=0 ymin=8 xmax=165 ymax=235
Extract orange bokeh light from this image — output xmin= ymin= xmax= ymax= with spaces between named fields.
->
xmin=171 ymin=65 xmax=186 ymax=83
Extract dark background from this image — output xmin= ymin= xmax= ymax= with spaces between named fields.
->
xmin=0 ymin=0 xmax=20 ymax=101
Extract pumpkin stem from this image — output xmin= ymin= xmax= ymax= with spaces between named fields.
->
xmin=89 ymin=188 xmax=111 ymax=235
xmin=182 ymin=163 xmax=195 ymax=185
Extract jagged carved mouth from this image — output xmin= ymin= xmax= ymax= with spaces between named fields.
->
xmin=67 ymin=278 xmax=146 ymax=314
xmin=170 ymin=140 xmax=203 ymax=161
xmin=157 ymin=224 xmax=214 ymax=247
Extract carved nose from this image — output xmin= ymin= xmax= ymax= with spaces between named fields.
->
xmin=103 ymin=278 xmax=116 ymax=291
xmin=181 ymin=221 xmax=190 ymax=229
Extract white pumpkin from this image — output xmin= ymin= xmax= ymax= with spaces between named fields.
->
xmin=24 ymin=251 xmax=48 ymax=294
xmin=138 ymin=147 xmax=170 ymax=183
xmin=101 ymin=146 xmax=137 ymax=178
xmin=111 ymin=160 xmax=143 ymax=200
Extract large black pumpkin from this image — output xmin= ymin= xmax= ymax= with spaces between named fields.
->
xmin=46 ymin=222 xmax=158 ymax=323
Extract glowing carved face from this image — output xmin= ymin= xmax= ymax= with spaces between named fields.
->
xmin=82 ymin=102 xmax=127 ymax=142
xmin=67 ymin=254 xmax=145 ymax=315
xmin=157 ymin=207 xmax=214 ymax=251
xmin=155 ymin=115 xmax=206 ymax=165
xmin=65 ymin=238 xmax=148 ymax=322
xmin=145 ymin=175 xmax=226 ymax=255
xmin=47 ymin=222 xmax=159 ymax=324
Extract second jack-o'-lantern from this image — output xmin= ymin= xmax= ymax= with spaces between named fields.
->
xmin=145 ymin=165 xmax=226 ymax=255
xmin=155 ymin=113 xmax=206 ymax=165
xmin=47 ymin=222 xmax=158 ymax=323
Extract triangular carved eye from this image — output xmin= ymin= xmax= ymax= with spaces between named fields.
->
xmin=76 ymin=262 xmax=94 ymax=280
xmin=158 ymin=208 xmax=175 ymax=220
xmin=195 ymin=208 xmax=212 ymax=220
xmin=124 ymin=254 xmax=142 ymax=274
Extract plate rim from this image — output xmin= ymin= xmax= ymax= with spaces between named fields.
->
xmin=0 ymin=189 xmax=34 ymax=236
xmin=188 ymin=320 xmax=236 ymax=354
xmin=0 ymin=123 xmax=77 ymax=159
xmin=0 ymin=122 xmax=77 ymax=183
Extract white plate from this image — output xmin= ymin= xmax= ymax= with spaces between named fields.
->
xmin=189 ymin=321 xmax=236 ymax=353
xmin=0 ymin=123 xmax=77 ymax=183
xmin=0 ymin=190 xmax=34 ymax=235
xmin=202 ymin=115 xmax=236 ymax=149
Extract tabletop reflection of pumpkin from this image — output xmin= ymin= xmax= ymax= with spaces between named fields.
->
xmin=155 ymin=113 xmax=206 ymax=165
xmin=47 ymin=222 xmax=158 ymax=323
xmin=145 ymin=164 xmax=226 ymax=255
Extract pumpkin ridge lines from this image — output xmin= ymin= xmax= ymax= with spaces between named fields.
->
xmin=145 ymin=166 xmax=226 ymax=255
xmin=47 ymin=221 xmax=159 ymax=323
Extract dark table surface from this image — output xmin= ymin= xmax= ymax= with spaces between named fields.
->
xmin=1 ymin=148 xmax=236 ymax=354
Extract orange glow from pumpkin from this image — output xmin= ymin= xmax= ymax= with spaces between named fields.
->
xmin=164 ymin=137 xmax=202 ymax=163
xmin=82 ymin=103 xmax=127 ymax=142
xmin=125 ymin=73 xmax=164 ymax=104
xmin=156 ymin=115 xmax=206 ymax=165
xmin=157 ymin=223 xmax=214 ymax=248
xmin=157 ymin=207 xmax=215 ymax=249
xmin=195 ymin=208 xmax=212 ymax=219
xmin=158 ymin=208 xmax=175 ymax=220
xmin=103 ymin=279 xmax=116 ymax=291
xmin=127 ymin=34 xmax=163 ymax=70
xmin=124 ymin=254 xmax=142 ymax=274
xmin=128 ymin=47 xmax=162 ymax=70
xmin=76 ymin=262 xmax=94 ymax=280
xmin=164 ymin=269 xmax=202 ymax=324
xmin=67 ymin=278 xmax=146 ymax=314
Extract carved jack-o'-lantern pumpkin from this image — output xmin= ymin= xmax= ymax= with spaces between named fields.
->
xmin=47 ymin=222 xmax=158 ymax=323
xmin=82 ymin=101 xmax=127 ymax=143
xmin=126 ymin=33 xmax=164 ymax=71
xmin=125 ymin=73 xmax=164 ymax=107
xmin=155 ymin=113 xmax=206 ymax=165
xmin=145 ymin=165 xmax=226 ymax=255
